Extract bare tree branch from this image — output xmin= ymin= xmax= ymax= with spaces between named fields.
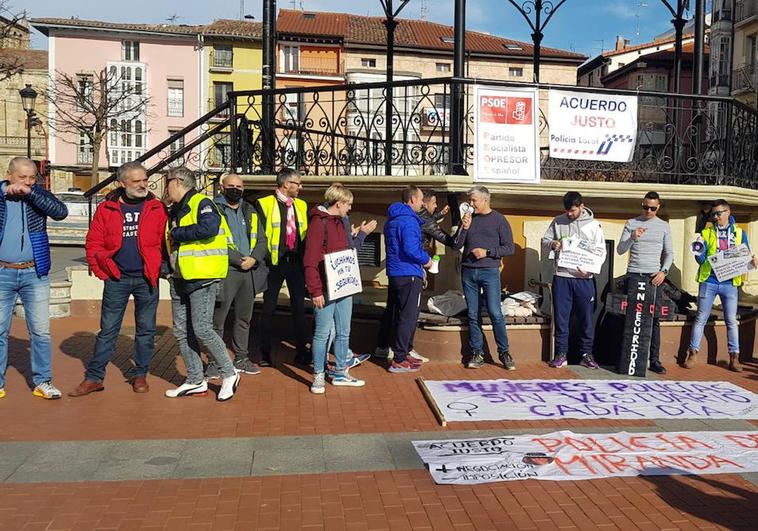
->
xmin=44 ymin=66 xmax=151 ymax=187
xmin=0 ymin=1 xmax=28 ymax=81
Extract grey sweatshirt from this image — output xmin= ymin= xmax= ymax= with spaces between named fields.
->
xmin=616 ymin=216 xmax=673 ymax=274
xmin=541 ymin=207 xmax=606 ymax=278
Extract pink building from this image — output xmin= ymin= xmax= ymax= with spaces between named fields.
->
xmin=31 ymin=19 xmax=203 ymax=186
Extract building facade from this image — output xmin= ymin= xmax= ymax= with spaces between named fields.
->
xmin=733 ymin=0 xmax=758 ymax=107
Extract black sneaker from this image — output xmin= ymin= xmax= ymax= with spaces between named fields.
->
xmin=234 ymin=357 xmax=261 ymax=375
xmin=499 ymin=351 xmax=516 ymax=371
xmin=467 ymin=351 xmax=485 ymax=369
xmin=649 ymin=361 xmax=667 ymax=374
xmin=259 ymin=354 xmax=273 ymax=368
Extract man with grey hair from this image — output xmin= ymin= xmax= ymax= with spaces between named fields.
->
xmin=0 ymin=157 xmax=67 ymax=400
xmin=164 ymin=166 xmax=239 ymax=401
xmin=70 ymin=162 xmax=167 ymax=397
xmin=207 ymin=173 xmax=269 ymax=378
xmin=454 ymin=185 xmax=516 ymax=370
xmin=255 ymin=168 xmax=309 ymax=367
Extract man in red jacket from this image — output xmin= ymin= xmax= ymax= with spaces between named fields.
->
xmin=69 ymin=162 xmax=167 ymax=396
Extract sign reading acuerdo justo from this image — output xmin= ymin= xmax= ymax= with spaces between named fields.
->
xmin=548 ymin=89 xmax=638 ymax=163
xmin=473 ymin=86 xmax=540 ymax=184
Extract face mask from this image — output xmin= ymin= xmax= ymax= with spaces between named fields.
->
xmin=223 ymin=188 xmax=244 ymax=204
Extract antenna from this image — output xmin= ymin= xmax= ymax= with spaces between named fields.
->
xmin=240 ymin=0 xmax=244 ymax=20
xmin=166 ymin=14 xmax=182 ymax=24
xmin=635 ymin=1 xmax=649 ymax=37
xmin=420 ymin=0 xmax=428 ymax=20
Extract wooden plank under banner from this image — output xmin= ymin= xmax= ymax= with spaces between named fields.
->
xmin=617 ymin=274 xmax=657 ymax=377
xmin=416 ymin=377 xmax=447 ymax=427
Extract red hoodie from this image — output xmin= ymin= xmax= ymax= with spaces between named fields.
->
xmin=86 ymin=190 xmax=168 ymax=287
xmin=303 ymin=206 xmax=349 ymax=298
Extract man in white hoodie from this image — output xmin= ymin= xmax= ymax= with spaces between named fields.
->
xmin=541 ymin=191 xmax=606 ymax=369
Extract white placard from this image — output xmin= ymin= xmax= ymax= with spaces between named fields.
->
xmin=555 ymin=237 xmax=606 ymax=274
xmin=414 ymin=430 xmax=758 ymax=484
xmin=708 ymin=243 xmax=755 ymax=282
xmin=548 ymin=89 xmax=638 ymax=162
xmin=324 ymin=248 xmax=362 ymax=301
xmin=422 ymin=379 xmax=758 ymax=422
xmin=474 ymin=86 xmax=540 ymax=183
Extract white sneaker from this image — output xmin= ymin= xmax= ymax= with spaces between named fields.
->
xmin=217 ymin=372 xmax=240 ymax=402
xmin=409 ymin=350 xmax=429 ymax=363
xmin=310 ymin=372 xmax=326 ymax=394
xmin=33 ymin=381 xmax=62 ymax=400
xmin=374 ymin=347 xmax=394 ymax=360
xmin=165 ymin=381 xmax=208 ymax=398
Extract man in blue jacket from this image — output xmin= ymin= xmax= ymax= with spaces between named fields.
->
xmin=383 ymin=185 xmax=432 ymax=373
xmin=0 ymin=157 xmax=68 ymax=400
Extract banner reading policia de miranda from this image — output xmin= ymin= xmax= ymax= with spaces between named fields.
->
xmin=548 ymin=89 xmax=638 ymax=163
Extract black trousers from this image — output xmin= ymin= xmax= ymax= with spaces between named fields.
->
xmin=260 ymin=259 xmax=308 ymax=357
xmin=387 ymin=275 xmax=423 ymax=363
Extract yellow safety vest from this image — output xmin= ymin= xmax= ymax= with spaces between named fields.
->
xmin=172 ymin=193 xmax=231 ymax=280
xmin=256 ymin=194 xmax=307 ymax=265
xmin=697 ymin=224 xmax=745 ymax=286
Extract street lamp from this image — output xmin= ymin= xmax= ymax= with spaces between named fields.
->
xmin=19 ymin=83 xmax=38 ymax=158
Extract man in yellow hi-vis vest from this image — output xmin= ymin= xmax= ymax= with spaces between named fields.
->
xmin=684 ymin=199 xmax=758 ymax=372
xmin=255 ymin=168 xmax=309 ymax=366
xmin=163 ymin=167 xmax=239 ymax=402
xmin=209 ymin=174 xmax=269 ymax=378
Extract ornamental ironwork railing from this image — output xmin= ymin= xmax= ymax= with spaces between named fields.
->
xmin=84 ymin=76 xmax=758 ymax=206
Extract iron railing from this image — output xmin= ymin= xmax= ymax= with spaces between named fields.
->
xmin=734 ymin=62 xmax=758 ymax=92
xmin=736 ymin=0 xmax=758 ymax=22
xmin=84 ymin=76 xmax=758 ymax=208
xmin=223 ymin=77 xmax=758 ymax=187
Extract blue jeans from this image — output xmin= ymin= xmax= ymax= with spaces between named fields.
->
xmin=0 ymin=267 xmax=51 ymax=388
xmin=461 ymin=267 xmax=509 ymax=353
xmin=170 ymin=280 xmax=235 ymax=384
xmin=312 ymin=296 xmax=352 ymax=374
xmin=86 ymin=277 xmax=159 ymax=382
xmin=688 ymin=282 xmax=740 ymax=353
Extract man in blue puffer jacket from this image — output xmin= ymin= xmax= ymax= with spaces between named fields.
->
xmin=383 ymin=185 xmax=432 ymax=373
xmin=0 ymin=157 xmax=68 ymax=400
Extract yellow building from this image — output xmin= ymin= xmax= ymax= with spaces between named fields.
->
xmin=733 ymin=0 xmax=758 ymax=107
xmin=200 ymin=20 xmax=263 ymax=170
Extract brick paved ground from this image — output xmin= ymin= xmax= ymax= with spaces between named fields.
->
xmin=1 ymin=307 xmax=757 ymax=530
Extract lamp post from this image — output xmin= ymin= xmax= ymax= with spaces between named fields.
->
xmin=659 ymin=0 xmax=688 ymax=94
xmin=380 ymin=0 xmax=410 ymax=176
xmin=504 ymin=0 xmax=569 ymax=83
xmin=19 ymin=83 xmax=38 ymax=158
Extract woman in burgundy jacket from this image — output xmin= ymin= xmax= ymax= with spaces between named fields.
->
xmin=303 ymin=184 xmax=374 ymax=394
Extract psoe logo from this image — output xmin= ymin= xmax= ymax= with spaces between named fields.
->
xmin=596 ymin=133 xmax=634 ymax=156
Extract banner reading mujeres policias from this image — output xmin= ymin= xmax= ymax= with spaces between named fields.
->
xmin=548 ymin=89 xmax=638 ymax=163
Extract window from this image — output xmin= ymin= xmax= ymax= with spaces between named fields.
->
xmin=747 ymin=34 xmax=757 ymax=65
xmin=434 ymin=93 xmax=451 ymax=108
xmin=168 ymin=129 xmax=185 ymax=167
xmin=75 ymin=74 xmax=94 ymax=111
xmin=134 ymin=67 xmax=143 ymax=96
xmin=435 ymin=62 xmax=451 ymax=73
xmin=281 ymin=45 xmax=300 ymax=73
xmin=509 ymin=67 xmax=523 ymax=77
xmin=213 ymin=82 xmax=233 ymax=113
xmin=134 ymin=120 xmax=143 ymax=148
xmin=78 ymin=130 xmax=93 ymax=164
xmin=211 ymin=133 xmax=231 ymax=167
xmin=122 ymin=41 xmax=139 ymax=61
xmin=283 ymin=92 xmax=304 ymax=124
xmin=213 ymin=45 xmax=233 ymax=69
xmin=167 ymin=79 xmax=184 ymax=117
xmin=361 ymin=58 xmax=376 ymax=68
xmin=440 ymin=36 xmax=455 ymax=44
xmin=505 ymin=44 xmax=523 ymax=51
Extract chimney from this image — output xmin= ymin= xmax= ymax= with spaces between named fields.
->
xmin=615 ymin=35 xmax=627 ymax=51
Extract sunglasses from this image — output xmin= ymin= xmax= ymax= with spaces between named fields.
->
xmin=642 ymin=205 xmax=658 ymax=212
xmin=711 ymin=210 xmax=728 ymax=217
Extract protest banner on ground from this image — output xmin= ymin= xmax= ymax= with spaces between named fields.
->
xmin=323 ymin=248 xmax=362 ymax=301
xmin=413 ymin=430 xmax=758 ymax=484
xmin=419 ymin=379 xmax=758 ymax=423
xmin=708 ymin=243 xmax=755 ymax=282
xmin=555 ymin=237 xmax=606 ymax=274
xmin=473 ymin=86 xmax=540 ymax=183
xmin=548 ymin=89 xmax=638 ymax=162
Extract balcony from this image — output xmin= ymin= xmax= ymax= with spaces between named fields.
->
xmin=713 ymin=9 xmax=732 ymax=22
xmin=733 ymin=62 xmax=757 ymax=92
xmin=736 ymin=0 xmax=758 ymax=25
xmin=709 ymin=73 xmax=731 ymax=88
xmin=280 ymin=56 xmax=341 ymax=77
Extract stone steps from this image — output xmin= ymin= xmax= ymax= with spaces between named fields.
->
xmin=13 ymin=280 xmax=72 ymax=319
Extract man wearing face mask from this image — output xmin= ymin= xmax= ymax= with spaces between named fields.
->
xmin=207 ymin=174 xmax=269 ymax=378
xmin=70 ymin=161 xmax=167 ymax=396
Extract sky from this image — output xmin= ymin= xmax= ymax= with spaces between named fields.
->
xmin=16 ymin=0 xmax=707 ymax=61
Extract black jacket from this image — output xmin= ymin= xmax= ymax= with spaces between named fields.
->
xmin=419 ymin=207 xmax=458 ymax=253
